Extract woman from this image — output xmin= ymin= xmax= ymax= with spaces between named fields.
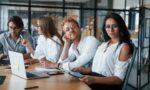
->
xmin=72 ymin=13 xmax=134 ymax=90
xmin=0 ymin=16 xmax=33 ymax=61
xmin=22 ymin=16 xmax=63 ymax=65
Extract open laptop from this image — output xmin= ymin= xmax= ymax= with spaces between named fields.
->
xmin=8 ymin=51 xmax=49 ymax=79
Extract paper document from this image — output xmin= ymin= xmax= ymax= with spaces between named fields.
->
xmin=35 ymin=66 xmax=60 ymax=72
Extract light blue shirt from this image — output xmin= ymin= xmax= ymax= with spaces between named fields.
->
xmin=0 ymin=31 xmax=33 ymax=55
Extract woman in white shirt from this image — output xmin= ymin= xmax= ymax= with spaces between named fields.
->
xmin=22 ymin=16 xmax=63 ymax=65
xmin=72 ymin=13 xmax=134 ymax=90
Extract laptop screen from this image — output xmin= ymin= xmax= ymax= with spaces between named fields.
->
xmin=8 ymin=51 xmax=27 ymax=79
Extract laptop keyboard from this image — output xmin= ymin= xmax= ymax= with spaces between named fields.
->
xmin=0 ymin=76 xmax=6 ymax=85
xmin=26 ymin=72 xmax=39 ymax=78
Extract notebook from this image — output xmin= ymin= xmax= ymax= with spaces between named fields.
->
xmin=35 ymin=66 xmax=60 ymax=72
xmin=8 ymin=51 xmax=49 ymax=79
xmin=35 ymin=66 xmax=63 ymax=75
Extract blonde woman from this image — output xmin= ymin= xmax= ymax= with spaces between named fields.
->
xmin=22 ymin=16 xmax=63 ymax=65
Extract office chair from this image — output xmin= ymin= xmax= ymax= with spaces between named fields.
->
xmin=122 ymin=45 xmax=137 ymax=90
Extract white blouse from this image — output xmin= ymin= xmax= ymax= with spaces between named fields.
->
xmin=59 ymin=35 xmax=100 ymax=71
xmin=92 ymin=42 xmax=130 ymax=81
xmin=31 ymin=35 xmax=62 ymax=63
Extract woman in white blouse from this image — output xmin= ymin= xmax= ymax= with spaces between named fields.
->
xmin=22 ymin=16 xmax=63 ymax=65
xmin=72 ymin=13 xmax=134 ymax=90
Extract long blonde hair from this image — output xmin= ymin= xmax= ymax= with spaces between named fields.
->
xmin=38 ymin=16 xmax=63 ymax=44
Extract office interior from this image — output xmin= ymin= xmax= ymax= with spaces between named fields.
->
xmin=0 ymin=0 xmax=149 ymax=90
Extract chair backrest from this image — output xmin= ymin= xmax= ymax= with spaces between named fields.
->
xmin=122 ymin=45 xmax=137 ymax=90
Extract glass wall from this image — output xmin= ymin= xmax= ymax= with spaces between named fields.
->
xmin=0 ymin=0 xmax=142 ymax=47
xmin=144 ymin=0 xmax=150 ymax=8
xmin=0 ymin=0 xmax=28 ymax=31
xmin=0 ymin=6 xmax=28 ymax=31
xmin=0 ymin=0 xmax=140 ymax=37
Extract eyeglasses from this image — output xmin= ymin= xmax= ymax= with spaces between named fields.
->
xmin=9 ymin=26 xmax=21 ymax=30
xmin=105 ymin=24 xmax=119 ymax=30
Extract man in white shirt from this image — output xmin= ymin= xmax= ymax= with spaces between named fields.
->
xmin=41 ymin=17 xmax=100 ymax=71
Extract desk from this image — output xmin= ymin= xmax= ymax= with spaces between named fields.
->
xmin=0 ymin=64 xmax=91 ymax=90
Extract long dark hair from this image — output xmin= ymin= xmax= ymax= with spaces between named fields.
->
xmin=102 ymin=13 xmax=133 ymax=55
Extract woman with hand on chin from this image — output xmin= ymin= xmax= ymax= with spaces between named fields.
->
xmin=22 ymin=16 xmax=63 ymax=65
xmin=72 ymin=13 xmax=134 ymax=90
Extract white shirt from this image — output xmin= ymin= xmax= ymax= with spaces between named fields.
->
xmin=31 ymin=35 xmax=62 ymax=63
xmin=92 ymin=42 xmax=130 ymax=81
xmin=60 ymin=35 xmax=100 ymax=71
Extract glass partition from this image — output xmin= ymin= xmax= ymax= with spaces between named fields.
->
xmin=0 ymin=6 xmax=28 ymax=31
xmin=0 ymin=0 xmax=28 ymax=5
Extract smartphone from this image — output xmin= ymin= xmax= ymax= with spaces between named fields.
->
xmin=47 ymin=71 xmax=63 ymax=75
xmin=69 ymin=72 xmax=84 ymax=78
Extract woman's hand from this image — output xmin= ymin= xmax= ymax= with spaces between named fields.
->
xmin=21 ymin=39 xmax=34 ymax=53
xmin=40 ymin=58 xmax=58 ymax=68
xmin=21 ymin=39 xmax=30 ymax=47
xmin=80 ymin=75 xmax=96 ymax=85
xmin=25 ymin=58 xmax=38 ymax=65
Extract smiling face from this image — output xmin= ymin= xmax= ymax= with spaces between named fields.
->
xmin=63 ymin=21 xmax=81 ymax=41
xmin=105 ymin=18 xmax=120 ymax=40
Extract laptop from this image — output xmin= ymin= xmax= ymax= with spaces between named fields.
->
xmin=8 ymin=51 xmax=49 ymax=79
xmin=9 ymin=75 xmax=26 ymax=90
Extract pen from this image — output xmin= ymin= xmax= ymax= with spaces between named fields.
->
xmin=20 ymin=35 xmax=24 ymax=39
xmin=25 ymin=86 xmax=39 ymax=89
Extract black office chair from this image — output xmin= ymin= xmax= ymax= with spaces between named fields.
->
xmin=122 ymin=45 xmax=137 ymax=90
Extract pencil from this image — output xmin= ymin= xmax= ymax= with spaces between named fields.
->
xmin=25 ymin=86 xmax=39 ymax=89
